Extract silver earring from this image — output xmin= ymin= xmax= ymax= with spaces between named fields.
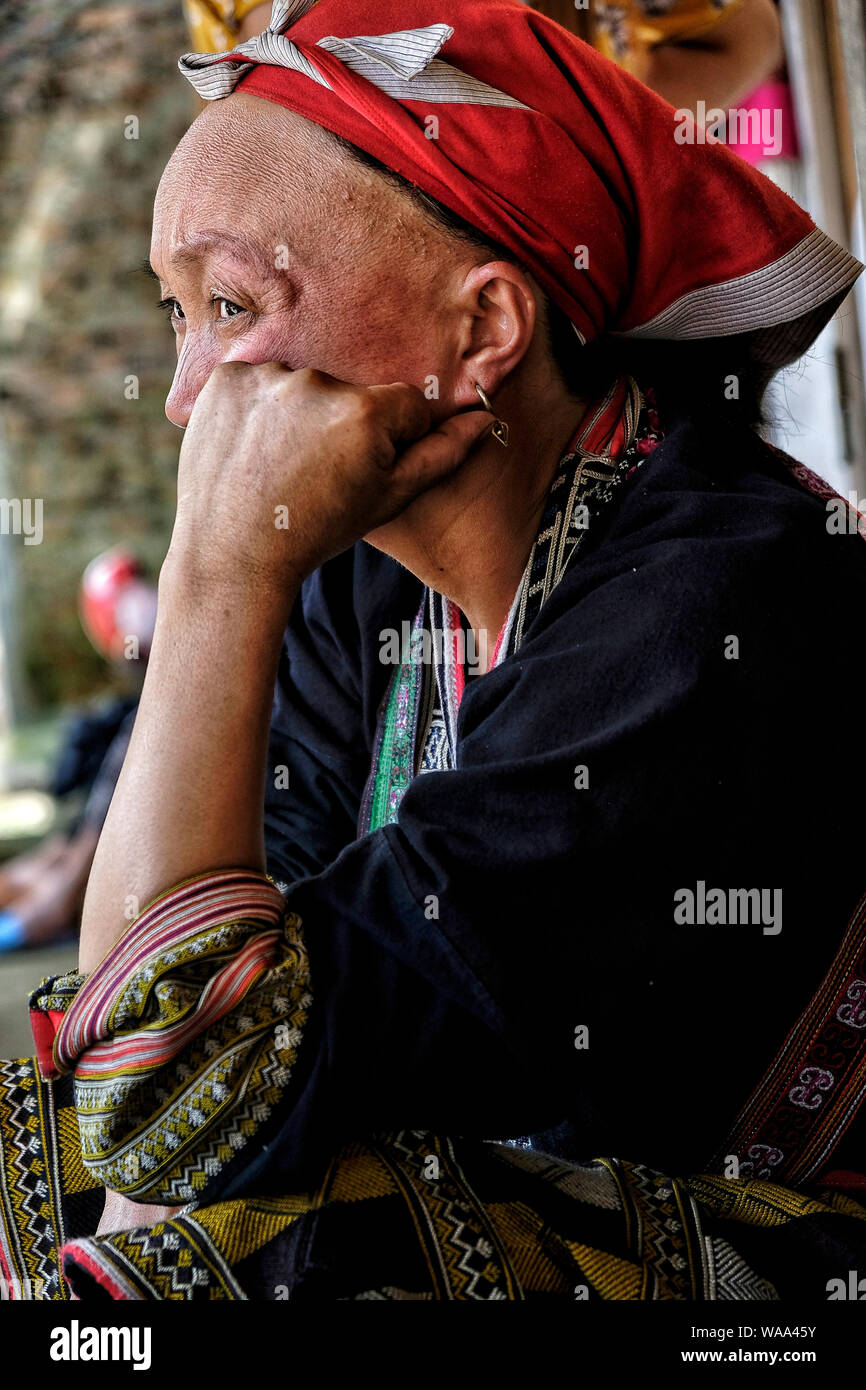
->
xmin=474 ymin=382 xmax=509 ymax=447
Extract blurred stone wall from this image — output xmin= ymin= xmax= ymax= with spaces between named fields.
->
xmin=0 ymin=0 xmax=194 ymax=713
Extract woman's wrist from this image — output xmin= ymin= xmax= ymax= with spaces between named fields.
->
xmin=159 ymin=540 xmax=302 ymax=627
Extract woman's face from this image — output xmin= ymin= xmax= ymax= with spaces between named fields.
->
xmin=150 ymin=93 xmax=475 ymax=429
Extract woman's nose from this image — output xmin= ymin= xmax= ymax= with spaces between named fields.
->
xmin=164 ymin=339 xmax=217 ymax=429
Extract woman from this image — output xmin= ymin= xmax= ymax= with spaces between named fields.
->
xmin=2 ymin=0 xmax=865 ymax=1301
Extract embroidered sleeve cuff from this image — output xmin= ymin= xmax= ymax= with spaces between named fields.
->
xmin=30 ymin=868 xmax=310 ymax=1205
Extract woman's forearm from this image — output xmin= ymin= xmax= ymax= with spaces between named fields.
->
xmin=78 ymin=556 xmax=295 ymax=974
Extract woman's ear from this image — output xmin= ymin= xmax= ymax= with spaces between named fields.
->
xmin=453 ymin=261 xmax=537 ymax=408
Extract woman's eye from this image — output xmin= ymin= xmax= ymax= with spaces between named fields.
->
xmin=158 ymin=297 xmax=185 ymax=322
xmin=156 ymin=296 xmax=245 ymax=324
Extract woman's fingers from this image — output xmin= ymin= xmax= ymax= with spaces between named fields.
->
xmin=365 ymin=382 xmax=494 ymax=473
xmin=169 ymin=364 xmax=497 ymax=589
xmin=392 ymin=408 xmax=495 ymax=494
xmin=364 ymin=381 xmax=435 ymax=451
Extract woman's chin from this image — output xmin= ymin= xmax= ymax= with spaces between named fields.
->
xmin=363 ymin=493 xmax=437 ymax=557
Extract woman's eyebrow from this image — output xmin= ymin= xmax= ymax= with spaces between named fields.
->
xmin=136 ymin=238 xmax=292 ymax=294
xmin=147 ymin=232 xmax=288 ymax=282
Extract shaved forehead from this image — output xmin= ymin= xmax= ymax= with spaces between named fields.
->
xmin=153 ymin=91 xmax=441 ymax=273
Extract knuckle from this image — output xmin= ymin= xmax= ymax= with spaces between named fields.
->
xmin=398 ymin=380 xmax=425 ymax=406
xmin=294 ymin=366 xmax=331 ymax=391
xmin=325 ymin=386 xmax=377 ymax=438
xmin=396 ymin=381 xmax=431 ymax=427
xmin=352 ymin=390 xmax=380 ymax=425
xmin=256 ymin=360 xmax=285 ymax=380
xmin=206 ymin=361 xmax=247 ymax=396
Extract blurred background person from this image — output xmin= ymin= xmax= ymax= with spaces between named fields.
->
xmin=0 ymin=548 xmax=155 ymax=950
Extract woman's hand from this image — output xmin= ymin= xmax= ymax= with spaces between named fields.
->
xmin=166 ymin=362 xmax=492 ymax=604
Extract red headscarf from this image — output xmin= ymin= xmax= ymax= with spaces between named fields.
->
xmin=179 ymin=0 xmax=861 ymax=368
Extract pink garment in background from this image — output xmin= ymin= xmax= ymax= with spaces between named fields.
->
xmin=727 ymin=78 xmax=799 ymax=164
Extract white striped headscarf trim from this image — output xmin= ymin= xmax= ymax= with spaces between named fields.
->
xmin=618 ymin=225 xmax=863 ymax=366
xmin=178 ymin=0 xmax=531 ymax=109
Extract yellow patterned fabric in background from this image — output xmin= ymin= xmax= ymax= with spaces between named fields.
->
xmin=586 ymin=0 xmax=745 ymax=75
xmin=182 ymin=0 xmax=270 ymax=53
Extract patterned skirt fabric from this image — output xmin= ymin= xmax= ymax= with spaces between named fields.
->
xmin=2 ymin=1055 xmax=866 ymax=1301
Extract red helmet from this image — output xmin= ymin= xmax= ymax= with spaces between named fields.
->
xmin=79 ymin=547 xmax=157 ymax=664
